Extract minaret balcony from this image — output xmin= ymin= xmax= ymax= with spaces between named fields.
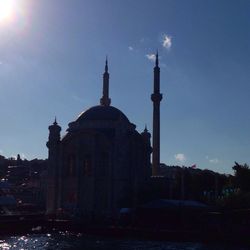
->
xmin=151 ymin=93 xmax=163 ymax=102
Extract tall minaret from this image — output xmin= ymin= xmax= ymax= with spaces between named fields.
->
xmin=46 ymin=117 xmax=61 ymax=215
xmin=100 ymin=58 xmax=111 ymax=106
xmin=151 ymin=52 xmax=163 ymax=176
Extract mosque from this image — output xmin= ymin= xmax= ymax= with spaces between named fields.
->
xmin=46 ymin=54 xmax=162 ymax=219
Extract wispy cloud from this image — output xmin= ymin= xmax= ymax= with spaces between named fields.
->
xmin=72 ymin=94 xmax=81 ymax=101
xmin=146 ymin=54 xmax=156 ymax=62
xmin=162 ymin=34 xmax=172 ymax=50
xmin=128 ymin=46 xmax=134 ymax=51
xmin=174 ymin=153 xmax=186 ymax=163
xmin=209 ymin=158 xmax=219 ymax=164
xmin=206 ymin=156 xmax=219 ymax=164
xmin=72 ymin=94 xmax=89 ymax=105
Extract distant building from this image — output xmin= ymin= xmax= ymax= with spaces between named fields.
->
xmin=46 ymin=59 xmax=153 ymax=219
xmin=1 ymin=158 xmax=47 ymax=207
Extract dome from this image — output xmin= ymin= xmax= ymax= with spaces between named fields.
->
xmin=76 ymin=105 xmax=130 ymax=123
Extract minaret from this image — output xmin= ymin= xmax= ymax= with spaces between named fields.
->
xmin=100 ymin=58 xmax=111 ymax=106
xmin=46 ymin=117 xmax=61 ymax=215
xmin=141 ymin=125 xmax=151 ymax=148
xmin=141 ymin=125 xmax=152 ymax=178
xmin=151 ymin=52 xmax=163 ymax=176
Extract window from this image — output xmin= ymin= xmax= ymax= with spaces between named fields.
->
xmin=100 ymin=152 xmax=109 ymax=176
xmin=83 ymin=154 xmax=92 ymax=176
xmin=67 ymin=154 xmax=75 ymax=176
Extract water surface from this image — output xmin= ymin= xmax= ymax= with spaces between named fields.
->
xmin=0 ymin=232 xmax=247 ymax=250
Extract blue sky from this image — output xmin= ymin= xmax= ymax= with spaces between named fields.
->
xmin=0 ymin=0 xmax=249 ymax=174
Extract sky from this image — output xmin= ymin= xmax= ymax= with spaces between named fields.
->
xmin=0 ymin=0 xmax=250 ymax=174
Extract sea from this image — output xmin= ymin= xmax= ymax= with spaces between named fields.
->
xmin=0 ymin=232 xmax=248 ymax=250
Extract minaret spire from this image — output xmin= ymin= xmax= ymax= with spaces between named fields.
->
xmin=155 ymin=50 xmax=159 ymax=67
xmin=100 ymin=57 xmax=111 ymax=106
xmin=105 ymin=56 xmax=108 ymax=72
xmin=151 ymin=52 xmax=163 ymax=176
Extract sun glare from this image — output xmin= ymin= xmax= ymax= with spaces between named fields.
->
xmin=0 ymin=0 xmax=16 ymax=23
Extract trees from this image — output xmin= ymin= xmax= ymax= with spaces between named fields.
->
xmin=220 ymin=162 xmax=250 ymax=209
xmin=233 ymin=162 xmax=250 ymax=192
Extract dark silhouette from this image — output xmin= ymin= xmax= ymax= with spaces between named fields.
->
xmin=151 ymin=52 xmax=163 ymax=176
xmin=0 ymin=54 xmax=250 ymax=245
xmin=46 ymin=59 xmax=151 ymax=219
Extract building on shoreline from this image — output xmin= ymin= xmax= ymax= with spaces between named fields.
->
xmin=46 ymin=59 xmax=154 ymax=219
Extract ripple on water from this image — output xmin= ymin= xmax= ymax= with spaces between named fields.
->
xmin=0 ymin=233 xmax=249 ymax=250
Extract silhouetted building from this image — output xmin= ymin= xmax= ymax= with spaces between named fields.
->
xmin=46 ymin=60 xmax=152 ymax=219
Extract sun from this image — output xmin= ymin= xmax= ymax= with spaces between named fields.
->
xmin=0 ymin=0 xmax=16 ymax=23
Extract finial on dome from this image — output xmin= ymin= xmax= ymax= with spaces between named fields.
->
xmin=144 ymin=124 xmax=148 ymax=132
xmin=53 ymin=116 xmax=57 ymax=125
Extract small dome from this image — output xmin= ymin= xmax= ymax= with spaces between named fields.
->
xmin=76 ymin=105 xmax=130 ymax=123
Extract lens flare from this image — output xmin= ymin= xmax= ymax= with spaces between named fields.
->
xmin=0 ymin=0 xmax=16 ymax=23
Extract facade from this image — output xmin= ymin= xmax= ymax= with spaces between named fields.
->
xmin=46 ymin=60 xmax=152 ymax=219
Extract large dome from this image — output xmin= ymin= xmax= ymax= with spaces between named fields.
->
xmin=76 ymin=105 xmax=130 ymax=123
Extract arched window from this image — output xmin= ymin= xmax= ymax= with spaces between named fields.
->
xmin=83 ymin=154 xmax=92 ymax=176
xmin=100 ymin=152 xmax=109 ymax=176
xmin=67 ymin=154 xmax=75 ymax=176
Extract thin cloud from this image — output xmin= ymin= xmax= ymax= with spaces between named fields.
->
xmin=206 ymin=156 xmax=219 ymax=164
xmin=162 ymin=34 xmax=172 ymax=50
xmin=140 ymin=38 xmax=145 ymax=43
xmin=128 ymin=46 xmax=133 ymax=51
xmin=174 ymin=153 xmax=186 ymax=163
xmin=146 ymin=54 xmax=156 ymax=62
xmin=72 ymin=94 xmax=86 ymax=103
xmin=209 ymin=158 xmax=219 ymax=164
xmin=72 ymin=94 xmax=81 ymax=102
